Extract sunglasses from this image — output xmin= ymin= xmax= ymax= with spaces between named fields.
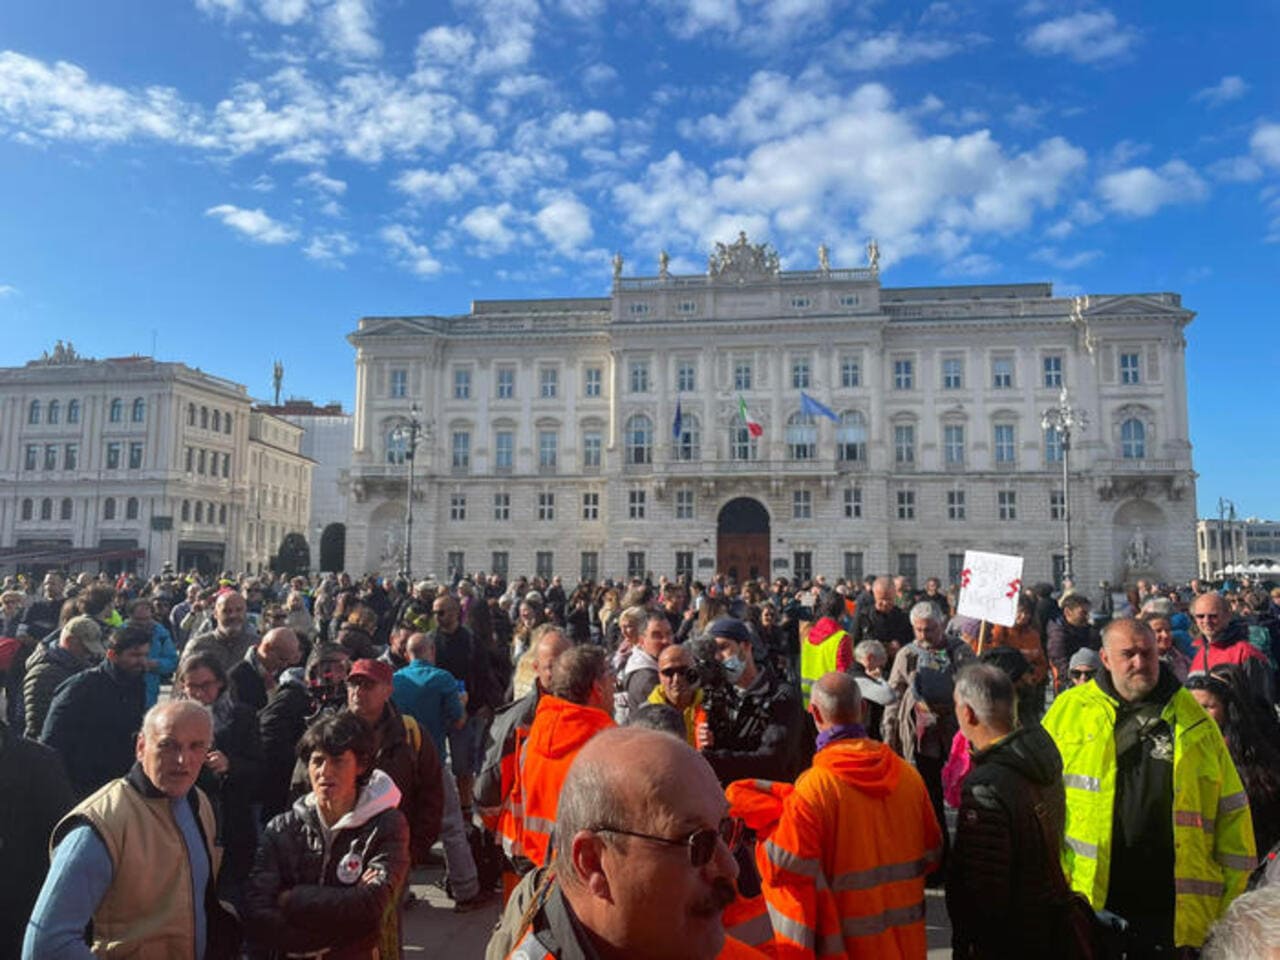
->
xmin=597 ymin=817 xmax=743 ymax=867
xmin=1070 ymin=669 xmax=1094 ymax=680
xmin=660 ymin=667 xmax=700 ymax=683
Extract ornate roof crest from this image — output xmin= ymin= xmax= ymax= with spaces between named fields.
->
xmin=707 ymin=231 xmax=780 ymax=282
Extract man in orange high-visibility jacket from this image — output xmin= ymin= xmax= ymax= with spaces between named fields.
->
xmin=518 ymin=645 xmax=616 ymax=867
xmin=759 ymin=672 xmax=942 ymax=959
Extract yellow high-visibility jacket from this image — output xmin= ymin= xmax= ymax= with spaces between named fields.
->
xmin=1043 ymin=680 xmax=1256 ymax=947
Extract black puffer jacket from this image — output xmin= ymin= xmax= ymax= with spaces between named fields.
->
xmin=245 ymin=769 xmax=410 ymax=959
xmin=947 ymin=724 xmax=1078 ymax=958
xmin=40 ymin=659 xmax=145 ymax=798
xmin=22 ymin=640 xmax=89 ymax=739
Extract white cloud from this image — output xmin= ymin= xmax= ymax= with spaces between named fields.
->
xmin=260 ymin=0 xmax=309 ymax=23
xmin=1024 ymin=10 xmax=1137 ymax=64
xmin=205 ymin=203 xmax=299 ymax=243
xmin=459 ymin=202 xmax=518 ymax=251
xmin=1005 ymin=103 xmax=1046 ymax=129
xmin=299 ymin=170 xmax=346 ymax=194
xmin=0 ymin=283 xmax=17 ymax=297
xmin=1208 ymin=155 xmax=1263 ymax=183
xmin=534 ymin=193 xmax=593 ymax=255
xmin=195 ymin=0 xmax=247 ymax=17
xmin=303 ymin=229 xmax=356 ymax=262
xmin=415 ymin=25 xmax=476 ymax=66
xmin=1097 ymin=160 xmax=1207 ymax=217
xmin=322 ymin=0 xmax=381 ymax=59
xmin=250 ymin=173 xmax=276 ymax=191
xmin=825 ymin=30 xmax=975 ymax=71
xmin=581 ymin=63 xmax=619 ymax=96
xmin=660 ymin=0 xmax=838 ymax=49
xmin=381 ymin=223 xmax=441 ymax=276
xmin=1192 ymin=75 xmax=1248 ymax=107
xmin=393 ymin=164 xmax=480 ymax=203
xmin=1032 ymin=246 xmax=1101 ymax=270
xmin=1252 ymin=122 xmax=1280 ymax=168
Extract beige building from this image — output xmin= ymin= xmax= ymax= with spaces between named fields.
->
xmin=345 ymin=234 xmax=1198 ymax=589
xmin=1194 ymin=516 xmax=1280 ymax=579
xmin=243 ymin=411 xmax=313 ymax=575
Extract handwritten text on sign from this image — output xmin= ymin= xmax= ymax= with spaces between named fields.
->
xmin=956 ymin=550 xmax=1024 ymax=627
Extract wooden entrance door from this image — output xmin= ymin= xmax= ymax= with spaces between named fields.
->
xmin=716 ymin=497 xmax=770 ymax=581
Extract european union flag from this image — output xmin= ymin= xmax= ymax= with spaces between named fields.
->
xmin=800 ymin=391 xmax=838 ymax=422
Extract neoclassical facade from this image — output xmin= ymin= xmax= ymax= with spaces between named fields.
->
xmin=345 ymin=235 xmax=1198 ymax=589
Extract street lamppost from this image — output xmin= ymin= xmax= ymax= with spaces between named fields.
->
xmin=390 ymin=403 xmax=423 ymax=580
xmin=1041 ymin=387 xmax=1087 ymax=587
xmin=1217 ymin=497 xmax=1237 ymax=578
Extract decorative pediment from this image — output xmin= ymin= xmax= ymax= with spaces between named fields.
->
xmin=707 ymin=232 xmax=780 ymax=283
xmin=354 ymin=317 xmax=442 ymax=338
xmin=1080 ymin=295 xmax=1186 ymax=319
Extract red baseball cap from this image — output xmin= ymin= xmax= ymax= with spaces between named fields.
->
xmin=348 ymin=659 xmax=393 ymax=685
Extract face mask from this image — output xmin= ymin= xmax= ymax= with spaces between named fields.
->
xmin=721 ymin=655 xmax=745 ymax=681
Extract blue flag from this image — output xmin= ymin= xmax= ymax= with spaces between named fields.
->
xmin=673 ymin=399 xmax=683 ymax=440
xmin=800 ymin=391 xmax=838 ymax=422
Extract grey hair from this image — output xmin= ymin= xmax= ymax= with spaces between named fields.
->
xmin=1139 ymin=598 xmax=1174 ymax=619
xmin=1101 ymin=617 xmax=1154 ymax=651
xmin=142 ymin=699 xmax=212 ymax=739
xmin=954 ymin=663 xmax=1015 ymax=730
xmin=853 ymin=639 xmax=887 ymax=668
xmin=909 ymin=601 xmax=944 ymax=626
xmin=618 ymin=605 xmax=648 ymax=633
xmin=1201 ymin=889 xmax=1280 ymax=960
xmin=810 ymin=672 xmax=862 ymax=725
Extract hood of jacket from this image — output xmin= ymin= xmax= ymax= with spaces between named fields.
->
xmin=812 ymin=737 xmax=901 ymax=798
xmin=807 ymin=616 xmax=843 ymax=646
xmin=294 ymin=767 xmax=402 ymax=830
xmin=278 ymin=665 xmax=308 ymax=690
xmin=972 ymin=725 xmax=1062 ymax=788
xmin=621 ymin=646 xmax=658 ymax=680
xmin=528 ymin=695 xmax=615 ymax=761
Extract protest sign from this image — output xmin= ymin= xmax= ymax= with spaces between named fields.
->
xmin=956 ymin=550 xmax=1024 ymax=628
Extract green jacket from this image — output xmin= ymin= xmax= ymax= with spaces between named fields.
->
xmin=1043 ymin=678 xmax=1256 ymax=947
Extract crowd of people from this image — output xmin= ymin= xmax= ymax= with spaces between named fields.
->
xmin=1 ymin=563 xmax=1278 ymax=959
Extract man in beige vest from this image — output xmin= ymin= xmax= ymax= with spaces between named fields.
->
xmin=23 ymin=699 xmax=224 ymax=959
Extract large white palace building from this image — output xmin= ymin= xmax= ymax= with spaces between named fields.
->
xmin=345 ymin=234 xmax=1197 ymax=589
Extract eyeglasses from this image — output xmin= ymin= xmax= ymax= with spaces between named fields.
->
xmin=596 ymin=817 xmax=743 ymax=867
xmin=660 ymin=667 xmax=700 ymax=683
xmin=1070 ymin=670 xmax=1094 ymax=680
xmin=1192 ymin=613 xmax=1220 ymax=620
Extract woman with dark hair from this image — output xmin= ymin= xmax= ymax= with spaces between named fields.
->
xmin=175 ymin=652 xmax=264 ymax=905
xmin=1186 ymin=671 xmax=1280 ymax=856
xmin=246 ymin=711 xmax=410 ymax=960
xmin=565 ymin=583 xmax=593 ymax=646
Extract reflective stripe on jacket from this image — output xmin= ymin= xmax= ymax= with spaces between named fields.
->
xmin=799 ymin=629 xmax=844 ymax=709
xmin=1043 ymin=681 xmax=1256 ymax=947
xmin=756 ymin=738 xmax=942 ymax=959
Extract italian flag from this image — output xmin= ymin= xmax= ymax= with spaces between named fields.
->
xmin=738 ymin=395 xmax=764 ymax=437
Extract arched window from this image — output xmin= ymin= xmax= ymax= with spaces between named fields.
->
xmin=60 ymin=497 xmax=73 ymax=520
xmin=624 ymin=414 xmax=653 ymax=465
xmin=48 ymin=400 xmax=60 ymax=424
xmin=181 ymin=500 xmax=191 ymax=521
xmin=28 ymin=399 xmax=40 ymax=424
xmin=208 ymin=502 xmax=215 ymax=524
xmin=1121 ymin=418 xmax=1146 ymax=459
xmin=126 ymin=497 xmax=139 ymax=520
xmin=837 ymin=411 xmax=867 ymax=462
xmin=131 ymin=398 xmax=145 ymax=423
xmin=200 ymin=406 xmax=209 ymax=429
xmin=224 ymin=413 xmax=232 ymax=434
xmin=41 ymin=498 xmax=53 ymax=520
xmin=386 ymin=429 xmax=408 ymax=465
xmin=219 ymin=504 xmax=227 ymax=525
xmin=675 ymin=414 xmax=700 ymax=461
xmin=102 ymin=497 xmax=116 ymax=520
xmin=68 ymin=399 xmax=80 ymax=424
xmin=187 ymin=403 xmax=196 ymax=426
xmin=212 ymin=410 xmax=221 ymax=432
xmin=21 ymin=498 xmax=33 ymax=521
xmin=787 ymin=412 xmax=817 ymax=460
xmin=109 ymin=398 xmax=123 ymax=423
xmin=195 ymin=501 xmax=204 ymax=523
xmin=730 ymin=425 xmax=759 ymax=461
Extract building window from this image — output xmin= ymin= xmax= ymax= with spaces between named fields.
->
xmin=1121 ymin=418 xmax=1146 ymax=459
xmin=731 ymin=426 xmax=758 ymax=461
xmin=942 ymin=357 xmax=964 ymax=390
xmin=793 ymin=551 xmax=813 ymax=581
xmin=48 ymin=399 xmax=60 ymax=424
xmin=627 ymin=551 xmax=646 ymax=579
xmin=61 ymin=497 xmax=73 ymax=520
xmin=948 ymin=553 xmax=966 ymax=586
xmin=894 ymin=424 xmax=915 ymax=465
xmin=21 ymin=498 xmax=33 ymax=521
xmin=628 ymin=489 xmax=646 ymax=520
xmin=125 ymin=497 xmax=139 ymax=520
xmin=786 ymin=412 xmax=817 ymax=460
xmin=68 ymin=399 xmax=80 ymax=424
xmin=1050 ymin=489 xmax=1065 ymax=521
xmin=539 ymin=367 xmax=558 ymax=399
xmin=733 ymin=361 xmax=752 ymax=391
xmin=677 ymin=362 xmax=696 ymax=393
xmin=494 ymin=430 xmax=514 ymax=471
xmin=675 ymin=488 xmax=694 ymax=520
xmin=839 ymin=294 xmax=859 ymax=308
xmin=224 ymin=413 xmax=232 ymax=435
xmin=791 ymin=359 xmax=811 ymax=389
xmin=496 ymin=367 xmax=516 ymax=399
xmin=538 ymin=430 xmax=558 ymax=470
xmin=628 ymin=360 xmax=650 ymax=394
xmin=197 ymin=449 xmax=206 ymax=474
xmin=992 ymin=357 xmax=1014 ymax=389
xmin=107 ymin=398 xmax=123 ymax=423
xmin=491 ymin=551 xmax=509 ymax=578
xmin=212 ymin=410 xmax=221 ymax=432
xmin=582 ymin=491 xmax=599 ymax=520
xmin=791 ymin=296 xmax=812 ymax=309
xmin=998 ymin=489 xmax=1017 ymax=520
xmin=893 ymin=358 xmax=914 ymax=390
xmin=222 ymin=453 xmax=230 ymax=478
xmin=675 ymin=415 xmax=700 ymax=461
xmin=36 ymin=497 xmax=53 ymax=521
xmin=451 ymin=430 xmax=471 ymax=471
xmin=947 ymin=489 xmax=966 ymax=520
xmin=103 ymin=497 xmax=116 ymax=521
xmin=583 ymin=366 xmax=602 ymax=398
xmin=536 ymin=551 xmax=554 ymax=579
xmin=1052 ymin=555 xmax=1067 ymax=589
xmin=1120 ymin=352 xmax=1141 ymax=385
xmin=628 ymin=302 xmax=651 ymax=316
xmin=844 ymin=551 xmax=864 ymax=581
xmin=792 ymin=489 xmax=812 ymax=520
xmin=44 ymin=444 xmax=58 ymax=471
xmin=994 ymin=424 xmax=1016 ymax=464
xmin=943 ymin=424 xmax=965 ymax=466
xmin=1043 ymin=355 xmax=1063 ymax=388
xmin=675 ymin=551 xmax=694 ymax=581
xmin=128 ymin=443 xmax=143 ymax=469
xmin=28 ymin=399 xmax=41 ymax=424
xmin=1044 ymin=426 xmax=1064 ymax=463
xmin=450 ymin=493 xmax=467 ymax=521
xmin=625 ymin=414 xmax=653 ymax=465
xmin=200 ymin=406 xmax=209 ymax=429
xmin=447 ymin=552 xmax=465 ymax=580
xmin=130 ymin=397 xmax=145 ymax=423
xmin=65 ymin=444 xmax=78 ymax=471
xmin=493 ymin=492 xmax=510 ymax=521
xmin=843 ymin=487 xmax=862 ymax=519
xmin=841 ymin=355 xmax=861 ymax=388
xmin=453 ymin=368 xmax=471 ymax=400
xmin=537 ymin=492 xmax=555 ymax=521
xmin=837 ymin=411 xmax=867 ymax=463
xmin=898 ymin=553 xmax=918 ymax=582
xmin=25 ymin=445 xmax=38 ymax=471
xmin=678 ymin=300 xmax=698 ymax=315
xmin=582 ymin=430 xmax=602 ymax=469
xmin=386 ymin=430 xmax=407 ymax=465
xmin=181 ymin=500 xmax=190 ymax=521
xmin=106 ymin=442 xmax=121 ymax=470
xmin=897 ymin=490 xmax=916 ymax=519
xmin=219 ymin=504 xmax=227 ymax=524
xmin=187 ymin=403 xmax=196 ymax=426
xmin=580 ymin=551 xmax=599 ymax=582
xmin=390 ymin=369 xmax=407 ymax=398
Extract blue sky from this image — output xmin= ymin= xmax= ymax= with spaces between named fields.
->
xmin=1 ymin=0 xmax=1277 ymax=519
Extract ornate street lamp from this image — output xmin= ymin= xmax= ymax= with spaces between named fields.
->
xmin=1041 ymin=387 xmax=1087 ymax=586
xmin=390 ymin=403 xmax=424 ymax=580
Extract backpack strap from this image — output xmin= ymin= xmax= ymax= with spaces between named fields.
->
xmin=402 ymin=714 xmax=422 ymax=753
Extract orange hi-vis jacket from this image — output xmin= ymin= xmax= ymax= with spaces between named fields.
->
xmin=518 ymin=695 xmax=616 ymax=867
xmin=724 ymin=777 xmax=799 ymax=958
xmin=757 ymin=738 xmax=942 ymax=959
xmin=494 ymin=727 xmax=528 ymax=862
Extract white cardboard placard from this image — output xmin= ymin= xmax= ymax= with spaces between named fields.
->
xmin=956 ymin=550 xmax=1024 ymax=627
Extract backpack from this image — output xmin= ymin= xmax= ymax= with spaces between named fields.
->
xmin=402 ymin=714 xmax=423 ymax=752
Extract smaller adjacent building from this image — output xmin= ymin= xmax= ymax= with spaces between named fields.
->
xmin=243 ymin=410 xmax=314 ymax=575
xmin=1195 ymin=516 xmax=1280 ymax=579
